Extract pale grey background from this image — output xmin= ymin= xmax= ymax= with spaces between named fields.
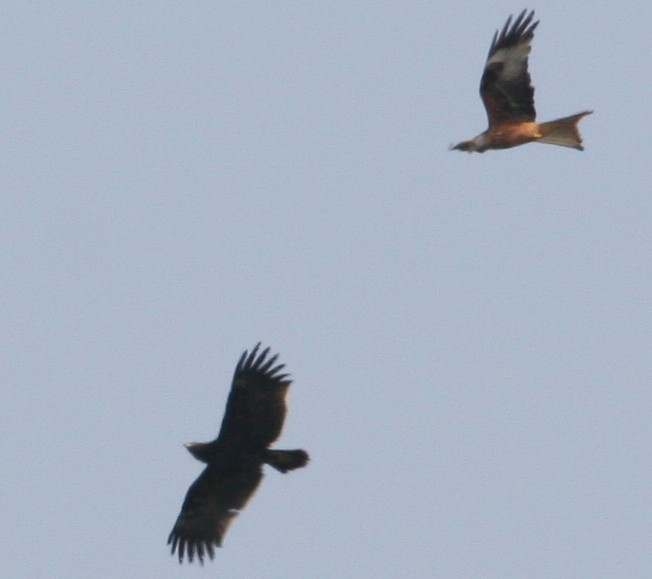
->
xmin=2 ymin=2 xmax=650 ymax=578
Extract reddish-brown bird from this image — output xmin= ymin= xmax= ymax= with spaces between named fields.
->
xmin=451 ymin=10 xmax=592 ymax=153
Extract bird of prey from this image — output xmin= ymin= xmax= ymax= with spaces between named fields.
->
xmin=168 ymin=344 xmax=309 ymax=564
xmin=451 ymin=9 xmax=592 ymax=153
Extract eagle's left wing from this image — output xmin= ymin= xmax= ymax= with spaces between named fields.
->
xmin=168 ymin=462 xmax=263 ymax=564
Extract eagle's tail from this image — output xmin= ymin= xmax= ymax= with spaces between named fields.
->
xmin=264 ymin=449 xmax=310 ymax=473
xmin=537 ymin=110 xmax=593 ymax=150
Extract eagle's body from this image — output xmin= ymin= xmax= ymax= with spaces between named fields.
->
xmin=451 ymin=10 xmax=592 ymax=153
xmin=168 ymin=344 xmax=308 ymax=564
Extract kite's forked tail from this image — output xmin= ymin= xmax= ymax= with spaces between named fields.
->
xmin=537 ymin=110 xmax=593 ymax=150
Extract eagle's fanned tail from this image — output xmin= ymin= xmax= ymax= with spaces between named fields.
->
xmin=264 ymin=449 xmax=310 ymax=473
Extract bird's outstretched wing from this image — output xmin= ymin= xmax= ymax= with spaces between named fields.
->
xmin=216 ymin=343 xmax=292 ymax=449
xmin=167 ymin=462 xmax=263 ymax=564
xmin=480 ymin=10 xmax=539 ymax=127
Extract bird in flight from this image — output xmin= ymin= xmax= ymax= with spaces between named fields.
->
xmin=451 ymin=9 xmax=592 ymax=153
xmin=168 ymin=344 xmax=309 ymax=564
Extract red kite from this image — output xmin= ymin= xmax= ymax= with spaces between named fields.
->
xmin=451 ymin=10 xmax=592 ymax=153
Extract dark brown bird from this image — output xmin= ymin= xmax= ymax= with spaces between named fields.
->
xmin=451 ymin=9 xmax=592 ymax=153
xmin=168 ymin=344 xmax=309 ymax=564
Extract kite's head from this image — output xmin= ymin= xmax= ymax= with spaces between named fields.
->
xmin=450 ymin=140 xmax=473 ymax=152
xmin=450 ymin=139 xmax=487 ymax=153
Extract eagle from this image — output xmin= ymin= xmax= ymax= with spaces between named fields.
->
xmin=167 ymin=344 xmax=309 ymax=564
xmin=451 ymin=9 xmax=592 ymax=153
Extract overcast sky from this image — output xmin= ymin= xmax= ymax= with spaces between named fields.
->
xmin=2 ymin=2 xmax=650 ymax=578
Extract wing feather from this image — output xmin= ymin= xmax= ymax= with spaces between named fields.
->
xmin=168 ymin=462 xmax=263 ymax=564
xmin=480 ymin=10 xmax=539 ymax=126
xmin=216 ymin=343 xmax=291 ymax=449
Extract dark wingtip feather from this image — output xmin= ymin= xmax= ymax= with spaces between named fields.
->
xmin=258 ymin=352 xmax=280 ymax=373
xmin=235 ymin=343 xmax=291 ymax=384
xmin=168 ymin=531 xmax=218 ymax=565
xmin=245 ymin=342 xmax=262 ymax=369
xmin=488 ymin=9 xmax=539 ymax=57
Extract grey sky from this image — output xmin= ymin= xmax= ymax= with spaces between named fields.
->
xmin=2 ymin=3 xmax=650 ymax=578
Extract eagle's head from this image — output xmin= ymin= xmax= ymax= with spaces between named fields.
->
xmin=184 ymin=441 xmax=214 ymax=463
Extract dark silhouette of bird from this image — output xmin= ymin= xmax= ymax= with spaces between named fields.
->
xmin=168 ymin=344 xmax=309 ymax=564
